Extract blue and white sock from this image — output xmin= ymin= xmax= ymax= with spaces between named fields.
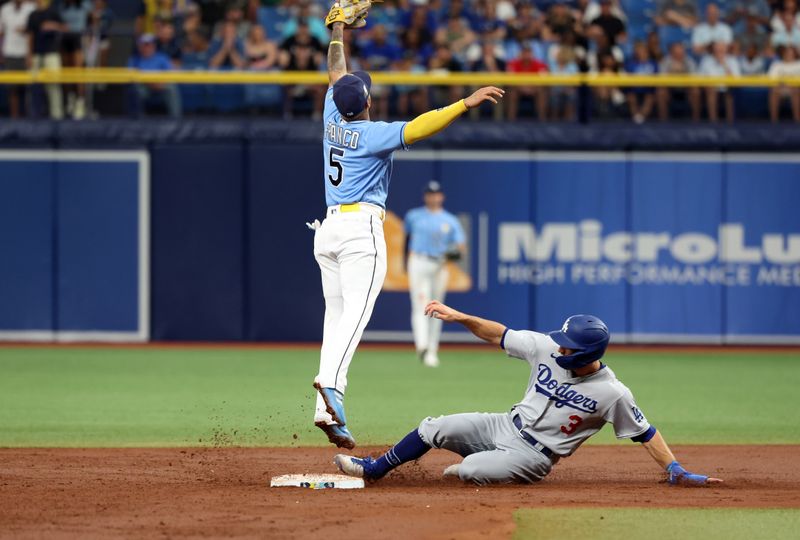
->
xmin=369 ymin=429 xmax=431 ymax=478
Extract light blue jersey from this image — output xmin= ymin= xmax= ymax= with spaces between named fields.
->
xmin=322 ymin=87 xmax=408 ymax=208
xmin=404 ymin=207 xmax=466 ymax=258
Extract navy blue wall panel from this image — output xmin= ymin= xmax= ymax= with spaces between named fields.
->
xmin=724 ymin=160 xmax=800 ymax=338
xmin=247 ymin=143 xmax=325 ymax=340
xmin=439 ymin=159 xmax=533 ymax=332
xmin=0 ymin=161 xmax=54 ymax=331
xmin=532 ymin=159 xmax=629 ymax=335
xmin=151 ymin=144 xmax=245 ymax=340
xmin=629 ymin=159 xmax=724 ymax=338
xmin=57 ymin=161 xmax=140 ymax=331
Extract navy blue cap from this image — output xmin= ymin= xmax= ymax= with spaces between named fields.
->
xmin=424 ymin=180 xmax=442 ymax=194
xmin=332 ymin=71 xmax=372 ymax=119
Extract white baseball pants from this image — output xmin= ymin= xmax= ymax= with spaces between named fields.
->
xmin=313 ymin=207 xmax=387 ymax=421
xmin=408 ymin=253 xmax=448 ymax=354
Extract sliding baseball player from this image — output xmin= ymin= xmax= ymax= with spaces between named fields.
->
xmin=310 ymin=1 xmax=505 ymax=449
xmin=333 ymin=301 xmax=722 ymax=486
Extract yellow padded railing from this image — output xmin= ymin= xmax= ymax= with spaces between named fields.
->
xmin=0 ymin=68 xmax=797 ymax=87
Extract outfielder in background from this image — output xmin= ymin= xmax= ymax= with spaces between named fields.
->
xmin=334 ymin=302 xmax=723 ymax=487
xmin=309 ymin=1 xmax=505 ymax=449
xmin=404 ymin=181 xmax=465 ymax=368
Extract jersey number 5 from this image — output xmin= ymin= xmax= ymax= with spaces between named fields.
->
xmin=560 ymin=415 xmax=583 ymax=435
xmin=328 ymin=148 xmax=345 ymax=187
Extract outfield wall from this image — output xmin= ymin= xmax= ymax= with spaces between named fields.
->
xmin=0 ymin=126 xmax=798 ymax=344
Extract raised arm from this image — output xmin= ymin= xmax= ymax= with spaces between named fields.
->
xmin=403 ymin=86 xmax=504 ymax=145
xmin=327 ymin=22 xmax=347 ymax=86
xmin=641 ymin=429 xmax=723 ymax=485
xmin=424 ymin=301 xmax=506 ymax=345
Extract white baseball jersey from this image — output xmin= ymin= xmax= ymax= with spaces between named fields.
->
xmin=502 ymin=329 xmax=650 ymax=457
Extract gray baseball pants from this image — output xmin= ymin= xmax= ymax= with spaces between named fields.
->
xmin=418 ymin=412 xmax=556 ymax=485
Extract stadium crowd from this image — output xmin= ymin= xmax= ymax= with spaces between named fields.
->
xmin=2 ymin=0 xmax=800 ymax=122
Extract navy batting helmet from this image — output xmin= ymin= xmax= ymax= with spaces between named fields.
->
xmin=548 ymin=315 xmax=610 ymax=371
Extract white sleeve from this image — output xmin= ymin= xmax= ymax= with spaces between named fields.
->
xmin=603 ymin=387 xmax=651 ymax=439
xmin=502 ymin=329 xmax=547 ymax=364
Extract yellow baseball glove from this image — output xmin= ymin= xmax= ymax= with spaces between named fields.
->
xmin=325 ymin=0 xmax=372 ymax=29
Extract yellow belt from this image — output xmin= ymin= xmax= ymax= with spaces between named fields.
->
xmin=338 ymin=202 xmax=385 ymax=221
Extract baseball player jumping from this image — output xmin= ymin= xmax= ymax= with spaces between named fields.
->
xmin=333 ymin=301 xmax=723 ymax=486
xmin=311 ymin=2 xmax=505 ymax=449
xmin=404 ymin=181 xmax=466 ymax=368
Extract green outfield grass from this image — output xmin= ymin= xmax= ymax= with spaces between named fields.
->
xmin=513 ymin=508 xmax=800 ymax=540
xmin=0 ymin=346 xmax=798 ymax=447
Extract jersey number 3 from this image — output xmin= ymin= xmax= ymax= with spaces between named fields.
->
xmin=560 ymin=415 xmax=583 ymax=435
xmin=328 ymin=148 xmax=345 ymax=187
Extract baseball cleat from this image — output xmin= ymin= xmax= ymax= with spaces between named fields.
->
xmin=334 ymin=454 xmax=379 ymax=480
xmin=313 ymin=382 xmax=348 ymax=425
xmin=443 ymin=464 xmax=461 ymax=478
xmin=315 ymin=422 xmax=356 ymax=449
xmin=423 ymin=351 xmax=440 ymax=368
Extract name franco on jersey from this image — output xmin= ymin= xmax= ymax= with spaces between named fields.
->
xmin=325 ymin=122 xmax=361 ymax=150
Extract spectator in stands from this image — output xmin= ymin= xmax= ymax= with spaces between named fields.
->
xmin=739 ymin=42 xmax=767 ymax=75
xmin=544 ymin=1 xmax=579 ymax=40
xmin=647 ymin=30 xmax=665 ymax=62
xmin=209 ymin=19 xmax=245 ymax=68
xmin=182 ymin=27 xmax=211 ymax=68
xmin=27 ymin=0 xmax=65 ymax=119
xmin=736 ymin=7 xmax=771 ymax=54
xmin=549 ymin=45 xmax=578 ymax=121
xmin=438 ymin=0 xmax=478 ymax=30
xmin=593 ymin=52 xmax=626 ymax=118
xmin=506 ymin=42 xmax=548 ymax=121
xmin=492 ymin=0 xmax=517 ymax=24
xmin=281 ymin=0 xmax=326 ymax=44
xmin=768 ymin=45 xmax=800 ymax=122
xmin=401 ymin=26 xmax=433 ymax=66
xmin=135 ymin=0 xmax=155 ymax=36
xmin=214 ymin=4 xmax=250 ymax=41
xmin=245 ymin=23 xmax=277 ymax=70
xmin=156 ymin=18 xmax=183 ymax=66
xmin=360 ymin=24 xmax=400 ymax=119
xmin=655 ymin=0 xmax=698 ymax=31
xmin=771 ymin=0 xmax=800 ymax=48
xmin=85 ymin=0 xmax=113 ymax=69
xmin=691 ymin=3 xmax=732 ymax=56
xmin=428 ymin=43 xmax=463 ymax=106
xmin=128 ymin=33 xmax=182 ymax=118
xmin=728 ymin=0 xmax=771 ymax=35
xmin=582 ymin=0 xmax=626 ymax=25
xmin=367 ymin=0 xmax=403 ymax=37
xmin=278 ymin=17 xmax=323 ymax=119
xmin=507 ymin=1 xmax=544 ymax=44
xmin=180 ymin=3 xmax=201 ymax=42
xmin=404 ymin=4 xmax=438 ymax=40
xmin=394 ymin=51 xmax=429 ymax=118
xmin=471 ymin=37 xmax=506 ymax=120
xmin=625 ymin=40 xmax=658 ymax=124
xmin=0 ymin=0 xmax=36 ymax=118
xmin=699 ymin=41 xmax=740 ymax=123
xmin=657 ymin=41 xmax=700 ymax=121
xmin=586 ymin=28 xmax=624 ymax=73
xmin=590 ymin=0 xmax=626 ymax=45
xmin=59 ymin=0 xmax=91 ymax=119
xmin=436 ymin=14 xmax=476 ymax=66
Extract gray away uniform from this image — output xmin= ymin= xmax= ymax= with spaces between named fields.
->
xmin=417 ymin=329 xmax=651 ymax=485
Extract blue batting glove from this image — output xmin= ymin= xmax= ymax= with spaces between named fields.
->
xmin=666 ymin=460 xmax=709 ymax=485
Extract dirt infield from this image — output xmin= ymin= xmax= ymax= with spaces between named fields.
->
xmin=1 ymin=445 xmax=798 ymax=539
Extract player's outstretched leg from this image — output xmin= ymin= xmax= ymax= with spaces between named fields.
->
xmin=334 ymin=428 xmax=431 ymax=480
